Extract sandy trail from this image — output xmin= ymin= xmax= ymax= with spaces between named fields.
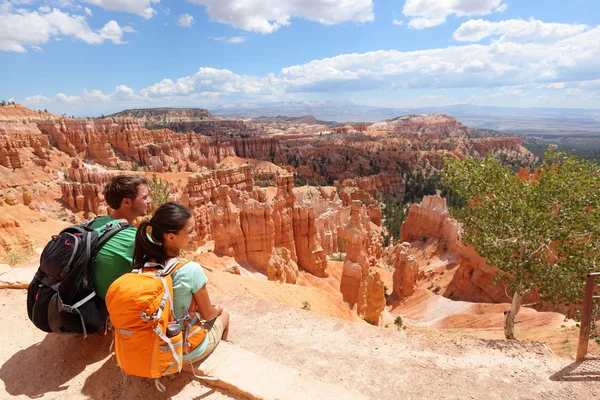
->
xmin=2 ymin=288 xmax=600 ymax=399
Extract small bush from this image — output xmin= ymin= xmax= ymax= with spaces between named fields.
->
xmin=148 ymin=173 xmax=170 ymax=214
xmin=394 ymin=316 xmax=403 ymax=330
xmin=302 ymin=300 xmax=311 ymax=311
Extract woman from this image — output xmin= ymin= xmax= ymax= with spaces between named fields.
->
xmin=133 ymin=202 xmax=230 ymax=364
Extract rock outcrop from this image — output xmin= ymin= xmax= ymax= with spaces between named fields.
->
xmin=357 ymin=270 xmax=386 ymax=325
xmin=60 ymin=159 xmax=113 ymax=215
xmin=211 ymin=185 xmax=246 ymax=258
xmin=0 ymin=122 xmax=50 ymax=169
xmin=267 ymin=247 xmax=299 ymax=284
xmin=272 ymin=174 xmax=298 ymax=261
xmin=392 ymin=242 xmax=418 ymax=299
xmin=0 ymin=216 xmax=30 ymax=253
xmin=293 ymin=206 xmax=328 ymax=277
xmin=340 ymin=201 xmax=370 ymax=305
xmin=37 ymin=119 xmax=236 ymax=170
xmin=340 ymin=173 xmax=405 ymax=203
xmin=400 ymin=195 xmax=540 ymax=305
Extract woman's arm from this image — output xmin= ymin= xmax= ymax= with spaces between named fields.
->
xmin=193 ymin=286 xmax=223 ymax=321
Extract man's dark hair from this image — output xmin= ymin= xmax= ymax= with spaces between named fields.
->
xmin=103 ymin=174 xmax=148 ymax=210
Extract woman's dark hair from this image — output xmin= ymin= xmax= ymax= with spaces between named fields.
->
xmin=133 ymin=202 xmax=193 ymax=267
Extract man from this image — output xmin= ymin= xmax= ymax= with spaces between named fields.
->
xmin=91 ymin=174 xmax=150 ymax=300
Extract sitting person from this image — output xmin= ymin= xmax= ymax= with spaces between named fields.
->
xmin=92 ymin=174 xmax=150 ymax=300
xmin=132 ymin=202 xmax=230 ymax=364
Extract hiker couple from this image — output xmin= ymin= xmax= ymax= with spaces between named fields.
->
xmin=28 ymin=174 xmax=229 ymax=381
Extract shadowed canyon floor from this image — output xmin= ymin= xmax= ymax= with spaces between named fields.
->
xmin=1 ymin=289 xmax=600 ymax=399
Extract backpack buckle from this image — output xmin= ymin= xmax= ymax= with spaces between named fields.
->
xmin=100 ymin=223 xmax=114 ymax=233
xmin=140 ymin=311 xmax=151 ymax=323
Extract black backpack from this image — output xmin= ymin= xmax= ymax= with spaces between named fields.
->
xmin=26 ymin=218 xmax=131 ymax=337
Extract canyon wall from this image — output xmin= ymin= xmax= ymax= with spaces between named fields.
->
xmin=400 ymin=195 xmax=539 ymax=305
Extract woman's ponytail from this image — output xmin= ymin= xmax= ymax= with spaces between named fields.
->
xmin=133 ymin=202 xmax=193 ymax=268
xmin=133 ymin=220 xmax=168 ymax=267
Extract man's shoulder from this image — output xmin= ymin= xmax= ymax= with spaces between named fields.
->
xmin=89 ymin=215 xmax=114 ymax=229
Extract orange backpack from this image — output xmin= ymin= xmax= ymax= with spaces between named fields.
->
xmin=105 ymin=258 xmax=208 ymax=386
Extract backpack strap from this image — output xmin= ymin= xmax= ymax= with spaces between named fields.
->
xmin=157 ymin=258 xmax=190 ymax=278
xmin=83 ymin=217 xmax=100 ymax=229
xmin=93 ymin=221 xmax=132 ymax=257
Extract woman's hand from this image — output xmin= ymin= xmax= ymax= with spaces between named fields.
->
xmin=194 ymin=287 xmax=224 ymax=321
xmin=213 ymin=304 xmax=224 ymax=317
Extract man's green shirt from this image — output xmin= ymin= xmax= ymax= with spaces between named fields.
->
xmin=90 ymin=216 xmax=137 ymax=300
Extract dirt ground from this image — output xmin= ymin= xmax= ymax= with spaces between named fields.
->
xmin=2 ymin=289 xmax=600 ymax=399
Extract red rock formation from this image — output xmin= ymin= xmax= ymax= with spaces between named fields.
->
xmin=340 ymin=201 xmax=370 ymax=305
xmin=0 ymin=122 xmax=50 ymax=169
xmin=185 ymin=164 xmax=257 ymax=241
xmin=400 ymin=196 xmax=458 ymax=245
xmin=267 ymin=247 xmax=299 ymax=284
xmin=60 ymin=159 xmax=113 ymax=214
xmin=240 ymin=203 xmax=275 ymax=272
xmin=400 ymin=195 xmax=541 ymax=305
xmin=272 ymin=174 xmax=298 ymax=261
xmin=341 ymin=173 xmax=405 ymax=201
xmin=293 ymin=206 xmax=328 ymax=277
xmin=368 ymin=114 xmax=467 ymax=137
xmin=212 ymin=185 xmax=246 ymax=258
xmin=315 ymin=209 xmax=342 ymax=255
xmin=392 ymin=242 xmax=418 ymax=299
xmin=228 ymin=137 xmax=281 ymax=160
xmin=0 ymin=216 xmax=30 ymax=252
xmin=33 ymin=117 xmax=236 ymax=171
xmin=357 ymin=270 xmax=386 ymax=325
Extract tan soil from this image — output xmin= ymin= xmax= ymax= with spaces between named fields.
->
xmin=2 ymin=288 xmax=600 ymax=400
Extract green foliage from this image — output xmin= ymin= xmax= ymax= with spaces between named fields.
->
xmin=294 ymin=173 xmax=307 ymax=187
xmin=148 ymin=173 xmax=171 ymax=214
xmin=4 ymin=243 xmax=35 ymax=266
xmin=382 ymin=199 xmax=407 ymax=247
xmin=403 ymin=166 xmax=440 ymax=204
xmin=394 ymin=316 xmax=403 ymax=329
xmin=442 ymin=147 xmax=600 ymax=308
xmin=328 ymin=252 xmax=346 ymax=261
xmin=302 ymin=300 xmax=311 ymax=311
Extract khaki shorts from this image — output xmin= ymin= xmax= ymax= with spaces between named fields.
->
xmin=189 ymin=317 xmax=224 ymax=364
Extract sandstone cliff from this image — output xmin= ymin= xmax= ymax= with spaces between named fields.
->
xmin=399 ymin=195 xmax=540 ymax=305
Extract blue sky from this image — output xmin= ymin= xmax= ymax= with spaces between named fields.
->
xmin=1 ymin=0 xmax=599 ymax=116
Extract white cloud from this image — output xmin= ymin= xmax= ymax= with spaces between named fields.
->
xmin=24 ymin=85 xmax=145 ymax=109
xmin=83 ymin=0 xmax=159 ymax=19
xmin=495 ymin=3 xmax=508 ymax=13
xmin=392 ymin=19 xmax=404 ymax=26
xmin=20 ymin=24 xmax=600 ymax=110
xmin=122 ymin=25 xmax=137 ymax=33
xmin=454 ymin=18 xmax=590 ymax=43
xmin=0 ymin=4 xmax=129 ymax=52
xmin=212 ymin=36 xmax=246 ymax=44
xmin=177 ymin=13 xmax=193 ymax=27
xmin=188 ymin=0 xmax=373 ymax=34
xmin=403 ymin=0 xmax=504 ymax=29
xmin=139 ymin=67 xmax=280 ymax=98
xmin=23 ymin=94 xmax=51 ymax=104
xmin=84 ymin=7 xmax=92 ymax=16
